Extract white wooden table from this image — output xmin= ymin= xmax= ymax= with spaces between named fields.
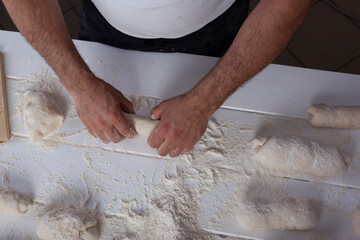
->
xmin=0 ymin=30 xmax=360 ymax=239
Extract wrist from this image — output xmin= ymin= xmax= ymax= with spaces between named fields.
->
xmin=66 ymin=69 xmax=100 ymax=98
xmin=186 ymin=88 xmax=220 ymax=118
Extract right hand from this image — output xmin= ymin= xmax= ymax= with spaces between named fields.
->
xmin=71 ymin=76 xmax=137 ymax=143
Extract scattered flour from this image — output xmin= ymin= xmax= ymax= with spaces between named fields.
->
xmin=0 ymin=189 xmax=32 ymax=215
xmin=235 ymin=196 xmax=319 ymax=231
xmin=23 ymin=90 xmax=64 ymax=141
xmin=36 ymin=207 xmax=99 ymax=240
xmin=2 ymin=71 xmax=353 ymax=239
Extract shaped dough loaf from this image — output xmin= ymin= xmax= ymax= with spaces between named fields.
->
xmin=123 ymin=113 xmax=158 ymax=137
xmin=308 ymin=103 xmax=360 ymax=129
xmin=0 ymin=190 xmax=32 ymax=215
xmin=24 ymin=90 xmax=64 ymax=141
xmin=251 ymin=135 xmax=349 ymax=178
xmin=36 ymin=207 xmax=99 ymax=240
xmin=236 ymin=197 xmax=319 ymax=231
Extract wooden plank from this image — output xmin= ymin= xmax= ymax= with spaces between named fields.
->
xmin=0 ymin=51 xmax=10 ymax=142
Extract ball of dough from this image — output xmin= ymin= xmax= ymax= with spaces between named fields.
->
xmin=23 ymin=90 xmax=64 ymax=141
xmin=251 ymin=135 xmax=350 ymax=178
xmin=353 ymin=208 xmax=360 ymax=238
xmin=308 ymin=103 xmax=360 ymax=129
xmin=36 ymin=207 xmax=99 ymax=240
xmin=0 ymin=190 xmax=32 ymax=215
xmin=236 ymin=197 xmax=319 ymax=231
xmin=123 ymin=112 xmax=158 ymax=137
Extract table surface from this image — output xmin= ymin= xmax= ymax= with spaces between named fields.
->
xmin=1 ymin=30 xmax=360 ymax=240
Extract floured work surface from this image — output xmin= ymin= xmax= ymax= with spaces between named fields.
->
xmin=0 ymin=70 xmax=359 ymax=239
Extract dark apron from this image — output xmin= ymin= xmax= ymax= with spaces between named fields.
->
xmin=79 ymin=0 xmax=249 ymax=57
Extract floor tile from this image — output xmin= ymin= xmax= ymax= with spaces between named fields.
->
xmin=325 ymin=0 xmax=360 ymax=28
xmin=0 ymin=1 xmax=18 ymax=32
xmin=287 ymin=1 xmax=360 ymax=71
xmin=63 ymin=10 xmax=80 ymax=39
xmin=58 ymin=0 xmax=72 ymax=12
xmin=337 ymin=55 xmax=360 ymax=75
xmin=273 ymin=48 xmax=304 ymax=68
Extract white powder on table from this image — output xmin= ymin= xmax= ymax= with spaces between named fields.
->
xmin=4 ymin=70 xmax=353 ymax=239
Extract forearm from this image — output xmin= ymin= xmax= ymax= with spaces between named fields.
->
xmin=189 ymin=0 xmax=311 ymax=115
xmin=2 ymin=0 xmax=94 ymax=95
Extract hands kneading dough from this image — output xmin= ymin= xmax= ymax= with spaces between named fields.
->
xmin=236 ymin=197 xmax=319 ymax=231
xmin=123 ymin=112 xmax=158 ymax=137
xmin=0 ymin=190 xmax=32 ymax=215
xmin=36 ymin=207 xmax=99 ymax=240
xmin=308 ymin=103 xmax=360 ymax=129
xmin=251 ymin=135 xmax=349 ymax=178
xmin=24 ymin=90 xmax=64 ymax=141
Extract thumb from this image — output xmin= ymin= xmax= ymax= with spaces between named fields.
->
xmin=151 ymin=102 xmax=166 ymax=120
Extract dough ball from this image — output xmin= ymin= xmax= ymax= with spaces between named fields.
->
xmin=36 ymin=207 xmax=99 ymax=240
xmin=236 ymin=197 xmax=319 ymax=231
xmin=251 ymin=135 xmax=350 ymax=178
xmin=123 ymin=112 xmax=158 ymax=137
xmin=0 ymin=190 xmax=32 ymax=215
xmin=24 ymin=90 xmax=64 ymax=141
xmin=353 ymin=208 xmax=360 ymax=238
xmin=308 ymin=103 xmax=360 ymax=129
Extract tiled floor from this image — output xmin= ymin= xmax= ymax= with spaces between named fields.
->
xmin=0 ymin=0 xmax=359 ymax=75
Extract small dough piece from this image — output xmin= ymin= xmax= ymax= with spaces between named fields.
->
xmin=353 ymin=208 xmax=360 ymax=238
xmin=0 ymin=190 xmax=32 ymax=215
xmin=24 ymin=90 xmax=64 ymax=141
xmin=123 ymin=112 xmax=158 ymax=137
xmin=36 ymin=207 xmax=99 ymax=240
xmin=308 ymin=103 xmax=360 ymax=129
xmin=236 ymin=197 xmax=319 ymax=231
xmin=251 ymin=135 xmax=349 ymax=178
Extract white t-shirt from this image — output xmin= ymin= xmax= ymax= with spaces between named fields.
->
xmin=90 ymin=0 xmax=236 ymax=39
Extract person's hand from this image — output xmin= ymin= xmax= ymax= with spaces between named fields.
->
xmin=72 ymin=77 xmax=137 ymax=143
xmin=147 ymin=93 xmax=210 ymax=157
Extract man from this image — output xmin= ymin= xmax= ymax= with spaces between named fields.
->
xmin=2 ymin=0 xmax=311 ymax=157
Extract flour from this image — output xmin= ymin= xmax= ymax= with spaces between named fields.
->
xmin=235 ymin=196 xmax=319 ymax=231
xmin=3 ymin=71 xmax=348 ymax=239
xmin=23 ymin=90 xmax=64 ymax=141
xmin=36 ymin=207 xmax=99 ymax=240
xmin=0 ymin=189 xmax=32 ymax=215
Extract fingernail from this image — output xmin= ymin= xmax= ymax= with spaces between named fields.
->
xmin=127 ymin=128 xmax=137 ymax=138
xmin=151 ymin=114 xmax=157 ymax=120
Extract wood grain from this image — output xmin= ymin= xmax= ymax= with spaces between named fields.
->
xmin=0 ymin=51 xmax=10 ymax=142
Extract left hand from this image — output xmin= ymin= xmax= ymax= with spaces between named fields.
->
xmin=148 ymin=93 xmax=210 ymax=157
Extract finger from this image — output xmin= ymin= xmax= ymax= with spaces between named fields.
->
xmin=113 ymin=128 xmax=125 ymax=141
xmin=169 ymin=145 xmax=184 ymax=158
xmin=182 ymin=139 xmax=197 ymax=153
xmin=114 ymin=112 xmax=137 ymax=138
xmin=104 ymin=127 xmax=122 ymax=143
xmin=83 ymin=123 xmax=97 ymax=138
xmin=147 ymin=128 xmax=165 ymax=149
xmin=97 ymin=131 xmax=110 ymax=143
xmin=119 ymin=94 xmax=135 ymax=114
xmin=157 ymin=139 xmax=172 ymax=157
xmin=150 ymin=102 xmax=166 ymax=120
